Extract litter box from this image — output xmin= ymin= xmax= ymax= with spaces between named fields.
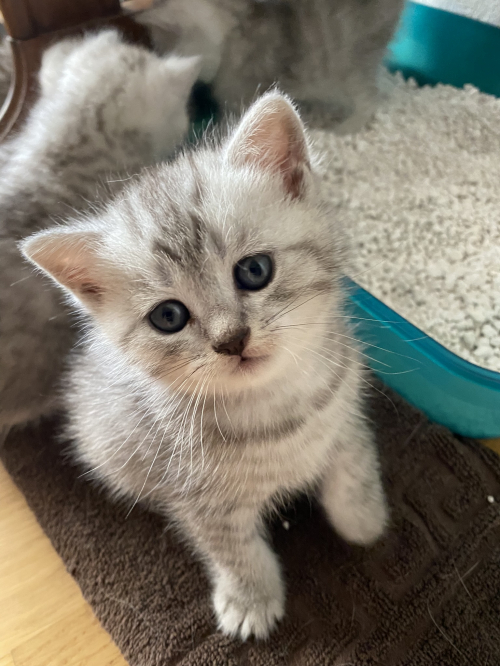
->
xmin=346 ymin=1 xmax=500 ymax=439
xmin=346 ymin=280 xmax=500 ymax=439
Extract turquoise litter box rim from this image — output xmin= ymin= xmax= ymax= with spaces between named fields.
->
xmin=346 ymin=279 xmax=500 ymax=439
xmin=385 ymin=1 xmax=500 ymax=97
xmin=343 ymin=1 xmax=500 ymax=439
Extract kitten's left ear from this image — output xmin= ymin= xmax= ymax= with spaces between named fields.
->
xmin=225 ymin=92 xmax=311 ymax=200
xmin=22 ymin=228 xmax=108 ymax=311
xmin=162 ymin=54 xmax=202 ymax=98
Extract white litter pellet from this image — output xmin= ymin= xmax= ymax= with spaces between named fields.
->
xmin=313 ymin=74 xmax=500 ymax=373
xmin=462 ymin=332 xmax=476 ymax=351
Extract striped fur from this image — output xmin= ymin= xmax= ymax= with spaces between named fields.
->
xmin=23 ymin=92 xmax=388 ymax=639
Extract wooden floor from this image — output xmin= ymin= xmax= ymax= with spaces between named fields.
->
xmin=0 ymin=463 xmax=127 ymax=666
xmin=1 ymin=439 xmax=500 ymax=666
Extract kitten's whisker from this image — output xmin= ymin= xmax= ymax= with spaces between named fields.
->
xmin=371 ymin=367 xmax=417 ymax=376
xmin=213 ymin=387 xmax=227 ymax=442
xmin=295 ymin=344 xmax=348 ymax=392
xmin=324 ymin=331 xmax=421 ymax=364
xmin=9 ymin=275 xmax=32 ymax=287
xmin=78 ymin=406 xmax=154 ymax=478
xmin=176 ymin=372 xmax=205 ymax=485
xmin=221 ymin=387 xmax=236 ymax=436
xmin=275 ymin=314 xmax=405 ymax=325
xmin=280 ymin=345 xmax=312 ymax=377
xmin=120 ymin=370 xmax=200 ymax=477
xmin=115 ymin=411 xmax=166 ymax=478
xmin=145 ymin=366 xmax=205 ymax=497
xmin=81 ymin=366 xmax=197 ymax=481
xmin=157 ymin=359 xmax=205 ymax=389
xmin=144 ymin=367 xmax=207 ymax=498
xmin=106 ymin=173 xmax=140 ymax=184
xmin=318 ymin=337 xmax=390 ymax=367
xmin=154 ymin=355 xmax=205 ymax=384
xmin=186 ymin=372 xmax=210 ymax=487
xmin=199 ymin=371 xmax=215 ymax=473
xmin=265 ymin=290 xmax=328 ymax=328
xmin=297 ymin=340 xmax=400 ymax=417
xmin=282 ymin=345 xmax=300 ymax=368
xmin=129 ymin=423 xmax=169 ymax=514
xmin=99 ymin=354 xmax=199 ymax=393
xmin=266 ymin=290 xmax=327 ymax=326
xmin=264 ymin=292 xmax=305 ymax=327
xmin=125 ymin=366 xmax=205 ymax=514
xmin=348 ymin=258 xmax=388 ymax=280
xmin=275 ymin=315 xmax=429 ymax=345
xmin=324 ymin=350 xmax=401 ymax=418
xmin=276 ymin=321 xmax=421 ymax=363
xmin=321 ymin=339 xmax=418 ymax=376
xmin=139 ymin=376 xmax=196 ymax=463
xmin=315 ymin=344 xmax=368 ymax=369
xmin=301 ymin=345 xmax=346 ymax=371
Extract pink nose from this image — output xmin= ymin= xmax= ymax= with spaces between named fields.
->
xmin=213 ymin=327 xmax=250 ymax=356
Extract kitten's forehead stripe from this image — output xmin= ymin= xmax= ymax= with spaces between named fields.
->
xmin=169 ymin=202 xmax=185 ymax=229
xmin=208 ymin=227 xmax=227 ymax=259
xmin=188 ymin=211 xmax=205 ymax=254
xmin=154 ymin=240 xmax=183 ymax=266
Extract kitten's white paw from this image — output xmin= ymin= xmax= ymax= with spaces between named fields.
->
xmin=212 ymin=565 xmax=285 ymax=639
xmin=326 ymin=490 xmax=388 ymax=546
xmin=214 ymin=590 xmax=284 ymax=640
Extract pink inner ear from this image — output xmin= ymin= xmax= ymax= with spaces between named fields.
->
xmin=65 ymin=266 xmax=104 ymax=301
xmin=23 ymin=230 xmax=106 ymax=306
xmin=228 ymin=95 xmax=310 ymax=200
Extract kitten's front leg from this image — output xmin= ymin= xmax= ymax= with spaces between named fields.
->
xmin=320 ymin=417 xmax=388 ymax=545
xmin=182 ymin=506 xmax=285 ymax=640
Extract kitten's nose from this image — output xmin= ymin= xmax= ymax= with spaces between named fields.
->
xmin=213 ymin=327 xmax=250 ymax=357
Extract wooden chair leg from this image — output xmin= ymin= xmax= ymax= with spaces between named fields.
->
xmin=0 ymin=0 xmax=150 ymax=141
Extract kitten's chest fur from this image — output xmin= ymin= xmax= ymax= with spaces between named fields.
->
xmin=69 ymin=331 xmax=360 ymax=514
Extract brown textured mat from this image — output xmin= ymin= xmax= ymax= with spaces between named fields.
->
xmin=1 ymin=391 xmax=500 ymax=666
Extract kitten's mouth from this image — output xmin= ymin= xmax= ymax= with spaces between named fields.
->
xmin=235 ymin=355 xmax=268 ymax=373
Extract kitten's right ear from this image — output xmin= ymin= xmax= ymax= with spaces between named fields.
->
xmin=22 ymin=229 xmax=107 ymax=310
xmin=225 ymin=92 xmax=311 ymax=199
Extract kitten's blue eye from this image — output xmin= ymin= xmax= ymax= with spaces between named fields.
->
xmin=234 ymin=254 xmax=273 ymax=291
xmin=149 ymin=300 xmax=190 ymax=333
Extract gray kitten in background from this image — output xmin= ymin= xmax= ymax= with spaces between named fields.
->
xmin=24 ymin=91 xmax=388 ymax=639
xmin=0 ymin=30 xmax=199 ymax=430
xmin=135 ymin=0 xmax=404 ymax=131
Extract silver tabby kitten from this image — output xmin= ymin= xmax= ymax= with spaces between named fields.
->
xmin=135 ymin=0 xmax=404 ymax=131
xmin=24 ymin=92 xmax=388 ymax=639
xmin=0 ymin=30 xmax=199 ymax=429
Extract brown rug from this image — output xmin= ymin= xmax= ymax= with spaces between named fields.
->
xmin=1 ymin=391 xmax=500 ymax=666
